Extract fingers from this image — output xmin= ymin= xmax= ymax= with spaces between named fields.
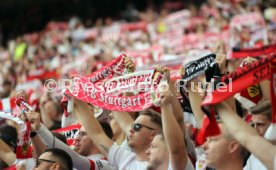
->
xmin=160 ymin=89 xmax=172 ymax=106
xmin=16 ymin=90 xmax=28 ymax=101
xmin=124 ymin=56 xmax=136 ymax=72
xmin=27 ymin=111 xmax=40 ymax=123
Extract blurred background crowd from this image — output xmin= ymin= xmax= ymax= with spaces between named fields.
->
xmin=0 ymin=0 xmax=276 ymax=169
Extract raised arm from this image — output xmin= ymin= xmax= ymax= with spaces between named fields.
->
xmin=28 ymin=111 xmax=92 ymax=170
xmin=30 ymin=131 xmax=47 ymax=158
xmin=169 ymin=79 xmax=185 ymax=128
xmin=216 ymin=101 xmax=276 ymax=170
xmin=111 ymin=111 xmax=134 ymax=135
xmin=160 ymin=86 xmax=188 ymax=170
xmin=188 ymin=85 xmax=205 ymax=128
xmin=0 ymin=139 xmax=16 ymax=166
xmin=73 ymin=99 xmax=113 ymax=157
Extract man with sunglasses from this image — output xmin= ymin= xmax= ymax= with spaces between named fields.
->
xmin=28 ymin=111 xmax=115 ymax=170
xmin=73 ymin=99 xmax=162 ymax=169
xmin=35 ymin=148 xmax=73 ymax=170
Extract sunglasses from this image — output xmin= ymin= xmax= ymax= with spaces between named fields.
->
xmin=36 ymin=158 xmax=56 ymax=168
xmin=132 ymin=123 xmax=155 ymax=132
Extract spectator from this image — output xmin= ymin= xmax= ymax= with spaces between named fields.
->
xmin=249 ymin=101 xmax=272 ymax=137
xmin=28 ymin=110 xmax=114 ymax=170
xmin=35 ymin=148 xmax=73 ymax=170
xmin=73 ymin=99 xmax=162 ymax=169
xmin=216 ymin=101 xmax=276 ymax=170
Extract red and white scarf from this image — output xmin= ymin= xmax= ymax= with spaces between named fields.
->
xmin=64 ymin=54 xmax=164 ymax=112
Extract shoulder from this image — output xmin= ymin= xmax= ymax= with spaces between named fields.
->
xmin=89 ymin=159 xmax=114 ymax=170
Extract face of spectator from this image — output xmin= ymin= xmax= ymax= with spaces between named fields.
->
xmin=2 ymin=83 xmax=12 ymax=98
xmin=75 ymin=126 xmax=94 ymax=156
xmin=203 ymin=124 xmax=240 ymax=169
xmin=146 ymin=134 xmax=168 ymax=170
xmin=128 ymin=115 xmax=157 ymax=153
xmin=252 ymin=114 xmax=271 ymax=137
xmin=35 ymin=152 xmax=58 ymax=170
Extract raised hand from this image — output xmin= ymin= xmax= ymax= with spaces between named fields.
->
xmin=27 ymin=111 xmax=41 ymax=131
xmin=124 ymin=56 xmax=136 ymax=73
xmin=215 ymin=42 xmax=227 ymax=74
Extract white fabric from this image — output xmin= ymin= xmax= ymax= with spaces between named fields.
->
xmin=244 ymin=154 xmax=268 ymax=170
xmin=274 ymin=154 xmax=276 ymax=170
xmin=168 ymin=158 xmax=195 ymax=170
xmin=264 ymin=124 xmax=276 ymax=141
xmin=119 ymin=138 xmax=131 ymax=151
xmin=108 ymin=144 xmax=147 ymax=170
xmin=196 ymin=153 xmax=207 ymax=170
xmin=15 ymin=158 xmax=35 ymax=170
xmin=38 ymin=124 xmax=114 ymax=170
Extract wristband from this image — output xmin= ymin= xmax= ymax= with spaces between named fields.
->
xmin=30 ymin=131 xmax=37 ymax=138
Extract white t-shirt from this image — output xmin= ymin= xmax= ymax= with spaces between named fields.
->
xmin=118 ymin=138 xmax=130 ymax=151
xmin=274 ymin=154 xmax=276 ymax=170
xmin=108 ymin=144 xmax=148 ymax=170
xmin=168 ymin=158 xmax=195 ymax=170
xmin=244 ymin=154 xmax=267 ymax=170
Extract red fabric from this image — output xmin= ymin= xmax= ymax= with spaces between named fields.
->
xmin=244 ymin=114 xmax=253 ymax=123
xmin=0 ymin=99 xmax=3 ymax=110
xmin=232 ymin=44 xmax=276 ymax=58
xmin=196 ymin=109 xmax=220 ymax=146
xmin=239 ymin=84 xmax=262 ymax=105
xmin=200 ymin=55 xmax=276 ymax=145
xmin=27 ymin=70 xmax=60 ymax=81
xmin=202 ymin=55 xmax=275 ymax=105
xmin=53 ymin=124 xmax=81 ymax=146
xmin=16 ymin=121 xmax=32 ymax=159
xmin=89 ymin=160 xmax=95 ymax=170
xmin=121 ymin=22 xmax=147 ymax=32
xmin=0 ymin=97 xmax=17 ymax=111
xmin=4 ymin=165 xmax=16 ymax=170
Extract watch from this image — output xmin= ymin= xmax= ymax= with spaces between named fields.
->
xmin=30 ymin=131 xmax=37 ymax=138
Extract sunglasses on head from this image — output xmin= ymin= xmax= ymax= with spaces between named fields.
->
xmin=132 ymin=123 xmax=155 ymax=132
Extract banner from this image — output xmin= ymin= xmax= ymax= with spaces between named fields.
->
xmin=196 ymin=55 xmax=276 ymax=145
xmin=0 ymin=112 xmax=32 ymax=159
xmin=53 ymin=124 xmax=81 ymax=147
xmin=104 ymin=70 xmax=156 ymax=94
xmin=202 ymin=55 xmax=275 ymax=105
xmin=64 ymin=54 xmax=164 ymax=112
xmin=64 ymin=73 xmax=162 ymax=112
xmin=232 ymin=43 xmax=276 ymax=58
xmin=87 ymin=54 xmax=128 ymax=83
xmin=183 ymin=53 xmax=216 ymax=82
xmin=0 ymin=111 xmax=24 ymax=125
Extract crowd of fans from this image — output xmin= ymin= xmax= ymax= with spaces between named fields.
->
xmin=0 ymin=0 xmax=276 ymax=169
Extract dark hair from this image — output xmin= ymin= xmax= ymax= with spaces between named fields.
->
xmin=139 ymin=109 xmax=162 ymax=130
xmin=43 ymin=148 xmax=73 ymax=170
xmin=52 ymin=132 xmax=67 ymax=145
xmin=0 ymin=125 xmax=18 ymax=150
xmin=249 ymin=100 xmax=272 ymax=121
xmin=100 ymin=122 xmax=113 ymax=139
xmin=2 ymin=80 xmax=12 ymax=86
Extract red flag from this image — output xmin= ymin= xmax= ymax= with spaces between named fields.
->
xmin=196 ymin=108 xmax=220 ymax=146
